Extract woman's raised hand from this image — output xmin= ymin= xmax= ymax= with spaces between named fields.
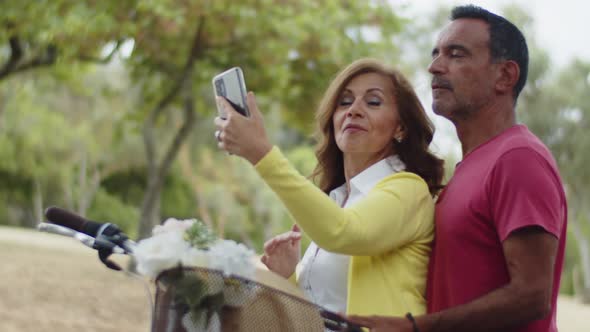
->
xmin=260 ymin=224 xmax=302 ymax=279
xmin=214 ymin=92 xmax=273 ymax=165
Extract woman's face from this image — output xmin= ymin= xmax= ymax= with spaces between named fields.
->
xmin=332 ymin=72 xmax=403 ymax=159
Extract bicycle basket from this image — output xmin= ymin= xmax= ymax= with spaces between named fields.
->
xmin=152 ymin=266 xmax=328 ymax=332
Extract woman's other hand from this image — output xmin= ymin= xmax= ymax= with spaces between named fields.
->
xmin=214 ymin=92 xmax=272 ymax=165
xmin=260 ymin=224 xmax=302 ymax=279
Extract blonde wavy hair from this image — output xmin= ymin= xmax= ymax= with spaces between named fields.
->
xmin=311 ymin=58 xmax=444 ymax=196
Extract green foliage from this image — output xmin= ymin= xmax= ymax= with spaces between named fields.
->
xmin=161 ymin=172 xmax=198 ymax=219
xmin=87 ymin=188 xmax=140 ymax=238
xmin=101 ymin=168 xmax=147 ymax=206
xmin=185 ymin=219 xmax=217 ymax=249
xmin=119 ymin=0 xmax=405 ymax=130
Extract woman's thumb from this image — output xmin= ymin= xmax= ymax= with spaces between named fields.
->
xmin=291 ymin=224 xmax=300 ymax=233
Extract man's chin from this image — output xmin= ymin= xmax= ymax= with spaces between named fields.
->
xmin=432 ymin=102 xmax=452 ymax=118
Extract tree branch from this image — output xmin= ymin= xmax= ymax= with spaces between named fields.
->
xmin=0 ymin=40 xmax=57 ymax=81
xmin=142 ymin=16 xmax=206 ymax=171
xmin=78 ymin=40 xmax=123 ymax=64
xmin=138 ymin=17 xmax=206 ymax=238
xmin=0 ymin=37 xmax=23 ymax=79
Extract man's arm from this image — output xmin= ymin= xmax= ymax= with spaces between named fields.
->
xmin=348 ymin=226 xmax=558 ymax=332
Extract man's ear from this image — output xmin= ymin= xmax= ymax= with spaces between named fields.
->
xmin=496 ymin=60 xmax=520 ymax=95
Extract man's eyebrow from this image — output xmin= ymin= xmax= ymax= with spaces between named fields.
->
xmin=431 ymin=44 xmax=471 ymax=57
xmin=447 ymin=44 xmax=471 ymax=54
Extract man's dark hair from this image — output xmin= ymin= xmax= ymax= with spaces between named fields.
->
xmin=451 ymin=5 xmax=529 ymax=101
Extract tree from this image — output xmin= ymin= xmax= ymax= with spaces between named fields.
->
xmin=0 ymin=1 xmax=136 ymax=81
xmin=0 ymin=63 xmax=142 ymax=226
xmin=117 ymin=0 xmax=405 ymax=239
xmin=2 ymin=1 xmax=408 ymax=240
xmin=1 ymin=1 xmax=141 ymax=223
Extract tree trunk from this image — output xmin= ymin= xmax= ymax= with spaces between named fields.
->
xmin=75 ymin=152 xmax=101 ymax=216
xmin=178 ymin=146 xmax=215 ymax=227
xmin=137 ymin=164 xmax=164 ymax=238
xmin=135 ymin=18 xmax=205 ymax=240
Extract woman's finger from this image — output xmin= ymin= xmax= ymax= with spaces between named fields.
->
xmin=246 ymin=92 xmax=262 ymax=120
xmin=264 ymin=238 xmax=282 ymax=253
xmin=213 ymin=115 xmax=226 ymax=127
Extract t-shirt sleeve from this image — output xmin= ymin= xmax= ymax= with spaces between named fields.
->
xmin=487 ymin=147 xmax=565 ymax=241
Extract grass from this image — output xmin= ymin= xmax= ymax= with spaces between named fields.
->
xmin=0 ymin=226 xmax=150 ymax=332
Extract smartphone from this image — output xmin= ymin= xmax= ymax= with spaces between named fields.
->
xmin=212 ymin=67 xmax=250 ymax=117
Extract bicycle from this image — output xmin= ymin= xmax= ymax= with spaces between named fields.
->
xmin=38 ymin=207 xmax=363 ymax=332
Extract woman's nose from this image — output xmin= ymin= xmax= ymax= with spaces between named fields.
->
xmin=346 ymin=100 xmax=363 ymax=117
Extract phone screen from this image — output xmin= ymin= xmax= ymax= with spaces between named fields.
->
xmin=212 ymin=67 xmax=249 ymax=117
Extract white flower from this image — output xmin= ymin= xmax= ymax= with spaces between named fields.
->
xmin=134 ymin=218 xmax=256 ymax=291
xmin=207 ymin=240 xmax=256 ymax=279
xmin=152 ymin=218 xmax=195 ymax=235
xmin=181 ymin=247 xmax=209 ymax=268
xmin=134 ymin=230 xmax=190 ymax=278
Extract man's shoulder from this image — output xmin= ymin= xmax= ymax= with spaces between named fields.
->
xmin=485 ymin=125 xmax=553 ymax=162
xmin=495 ymin=126 xmax=556 ymax=164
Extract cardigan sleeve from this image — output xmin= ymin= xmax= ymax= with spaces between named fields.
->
xmin=255 ymin=146 xmax=434 ymax=256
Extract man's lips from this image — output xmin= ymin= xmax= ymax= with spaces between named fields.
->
xmin=431 ymin=77 xmax=453 ymax=90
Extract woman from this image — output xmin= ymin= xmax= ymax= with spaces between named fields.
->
xmin=213 ymin=58 xmax=444 ymax=317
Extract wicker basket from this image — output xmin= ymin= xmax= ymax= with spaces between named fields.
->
xmin=151 ymin=266 xmax=330 ymax=332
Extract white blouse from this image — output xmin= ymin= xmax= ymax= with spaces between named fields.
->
xmin=296 ymin=155 xmax=406 ymax=313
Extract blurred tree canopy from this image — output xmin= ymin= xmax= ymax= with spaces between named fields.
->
xmin=1 ymin=0 xmax=405 ymax=243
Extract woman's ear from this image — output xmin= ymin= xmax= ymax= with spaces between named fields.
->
xmin=496 ymin=60 xmax=520 ymax=95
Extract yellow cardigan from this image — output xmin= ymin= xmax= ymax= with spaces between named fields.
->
xmin=255 ymin=147 xmax=434 ymax=316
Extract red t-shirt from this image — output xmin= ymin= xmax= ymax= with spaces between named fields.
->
xmin=427 ymin=125 xmax=567 ymax=332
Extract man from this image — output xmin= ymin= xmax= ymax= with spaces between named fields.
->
xmin=347 ymin=5 xmax=567 ymax=332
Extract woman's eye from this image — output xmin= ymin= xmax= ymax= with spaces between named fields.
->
xmin=367 ymin=99 xmax=381 ymax=106
xmin=339 ymin=97 xmax=353 ymax=106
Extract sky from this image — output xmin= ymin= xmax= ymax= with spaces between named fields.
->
xmin=390 ymin=0 xmax=590 ymax=159
xmin=394 ymin=0 xmax=590 ymax=68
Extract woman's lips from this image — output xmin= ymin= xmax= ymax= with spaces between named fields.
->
xmin=343 ymin=124 xmax=366 ymax=133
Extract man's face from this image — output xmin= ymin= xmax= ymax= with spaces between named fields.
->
xmin=428 ymin=18 xmax=499 ymax=122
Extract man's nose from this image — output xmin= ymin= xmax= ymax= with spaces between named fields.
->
xmin=428 ymin=55 xmax=446 ymax=75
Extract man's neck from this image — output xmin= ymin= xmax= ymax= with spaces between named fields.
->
xmin=454 ymin=101 xmax=516 ymax=157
